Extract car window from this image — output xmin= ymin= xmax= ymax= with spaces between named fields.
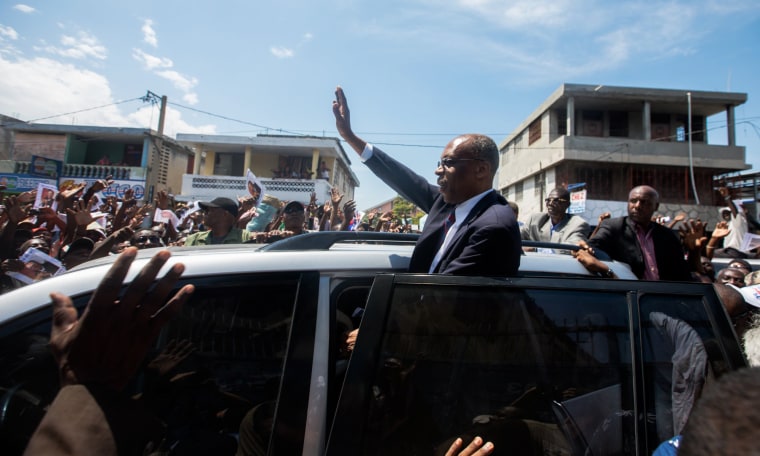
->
xmin=0 ymin=272 xmax=304 ymax=456
xmin=638 ymin=292 xmax=737 ymax=451
xmin=329 ymin=276 xmax=746 ymax=456
xmin=330 ymin=277 xmax=636 ymax=455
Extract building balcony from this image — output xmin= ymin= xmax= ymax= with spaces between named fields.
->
xmin=181 ymin=174 xmax=334 ymax=203
xmin=559 ymin=136 xmax=748 ymax=169
xmin=500 ymin=136 xmax=748 ymax=185
xmin=1 ymin=160 xmax=146 ymax=181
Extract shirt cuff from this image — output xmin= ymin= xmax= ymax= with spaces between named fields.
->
xmin=360 ymin=143 xmax=374 ymax=162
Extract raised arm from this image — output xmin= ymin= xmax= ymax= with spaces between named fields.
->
xmin=333 ymin=86 xmax=368 ymax=155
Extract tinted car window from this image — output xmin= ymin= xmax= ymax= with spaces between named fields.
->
xmin=333 ymin=278 xmax=635 ymax=455
xmin=0 ymin=272 xmax=302 ymax=456
xmin=639 ymin=292 xmax=736 ymax=451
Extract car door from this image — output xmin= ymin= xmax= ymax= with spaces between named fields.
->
xmin=0 ymin=270 xmax=319 ymax=456
xmin=325 ymin=274 xmax=745 ymax=456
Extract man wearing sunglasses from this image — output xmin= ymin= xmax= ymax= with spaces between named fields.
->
xmin=521 ymin=187 xmax=589 ymax=244
xmin=332 ymin=86 xmax=521 ymax=276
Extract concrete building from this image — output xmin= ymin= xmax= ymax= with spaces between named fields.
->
xmin=0 ymin=119 xmax=192 ymax=201
xmin=498 ymin=83 xmax=749 ymax=226
xmin=175 ymin=133 xmax=359 ymax=205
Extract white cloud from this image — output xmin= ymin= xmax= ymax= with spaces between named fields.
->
xmin=142 ymin=19 xmax=158 ymax=48
xmin=0 ymin=53 xmax=214 ymax=137
xmin=40 ymin=31 xmax=107 ymax=60
xmin=183 ymin=92 xmax=199 ymax=105
xmin=270 ymin=46 xmax=294 ymax=59
xmin=12 ymin=4 xmax=35 ymax=13
xmin=126 ymin=106 xmax=216 ymax=138
xmin=132 ymin=48 xmax=173 ymax=70
xmin=0 ymin=54 xmax=124 ymax=125
xmin=0 ymin=25 xmax=19 ymax=41
xmin=132 ymin=46 xmax=200 ymax=105
xmin=303 ymin=32 xmax=313 ymax=41
xmin=155 ymin=70 xmax=198 ymax=92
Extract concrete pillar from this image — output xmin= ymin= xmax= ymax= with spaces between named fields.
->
xmin=727 ymin=105 xmax=736 ymax=146
xmin=243 ymin=145 xmax=252 ymax=175
xmin=193 ymin=143 xmax=202 ymax=175
xmin=203 ymin=150 xmax=215 ymax=175
xmin=311 ymin=149 xmax=320 ymax=178
xmin=642 ymin=101 xmax=651 ymax=140
xmin=566 ymin=97 xmax=575 ymax=137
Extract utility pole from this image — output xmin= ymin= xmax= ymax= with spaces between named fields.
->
xmin=141 ymin=90 xmax=168 ymax=205
xmin=141 ymin=90 xmax=167 ymax=136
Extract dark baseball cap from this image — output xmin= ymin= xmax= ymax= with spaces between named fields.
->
xmin=199 ymin=197 xmax=239 ymax=218
xmin=283 ymin=200 xmax=305 ymax=214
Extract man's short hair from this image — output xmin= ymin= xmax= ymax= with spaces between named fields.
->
xmin=551 ymin=187 xmax=570 ymax=200
xmin=468 ymin=134 xmax=499 ymax=176
xmin=679 ymin=367 xmax=760 ymax=455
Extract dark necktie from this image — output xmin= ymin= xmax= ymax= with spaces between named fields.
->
xmin=443 ymin=210 xmax=456 ymax=237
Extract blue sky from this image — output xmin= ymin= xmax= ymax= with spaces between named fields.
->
xmin=1 ymin=0 xmax=759 ymax=208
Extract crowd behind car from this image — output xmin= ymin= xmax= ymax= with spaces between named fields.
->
xmin=0 ymin=178 xmax=419 ymax=294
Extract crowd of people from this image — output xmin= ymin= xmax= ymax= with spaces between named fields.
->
xmin=0 ymin=176 xmax=420 ymax=294
xmin=5 ymin=86 xmax=760 ymax=455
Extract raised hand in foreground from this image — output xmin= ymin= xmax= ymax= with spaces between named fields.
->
xmin=50 ymin=247 xmax=195 ymax=391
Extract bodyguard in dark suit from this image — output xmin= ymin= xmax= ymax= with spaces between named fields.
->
xmin=333 ymin=86 xmax=521 ymax=276
xmin=584 ymin=185 xmax=694 ymax=281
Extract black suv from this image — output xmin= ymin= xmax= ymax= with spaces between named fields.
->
xmin=0 ymin=233 xmax=746 ymax=455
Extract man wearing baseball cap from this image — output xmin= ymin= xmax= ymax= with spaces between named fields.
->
xmin=183 ymin=197 xmax=254 ymax=246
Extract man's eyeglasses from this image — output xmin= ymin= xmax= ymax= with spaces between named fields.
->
xmin=437 ymin=158 xmax=484 ymax=169
xmin=284 ymin=207 xmax=304 ymax=215
xmin=545 ymin=198 xmax=569 ymax=204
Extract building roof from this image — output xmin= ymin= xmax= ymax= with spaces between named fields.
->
xmin=176 ymin=133 xmax=360 ymax=185
xmin=501 ymin=83 xmax=748 ymax=149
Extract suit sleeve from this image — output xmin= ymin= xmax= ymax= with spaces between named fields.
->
xmin=561 ymin=218 xmax=590 ymax=244
xmin=364 ymin=147 xmax=439 ymax=213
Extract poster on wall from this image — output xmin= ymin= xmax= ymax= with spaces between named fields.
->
xmin=29 ymin=155 xmax=63 ymax=179
xmin=567 ymin=182 xmax=587 ymax=214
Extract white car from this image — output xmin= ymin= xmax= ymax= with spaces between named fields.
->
xmin=0 ymin=232 xmax=741 ymax=456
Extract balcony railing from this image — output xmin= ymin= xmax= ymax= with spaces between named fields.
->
xmin=13 ymin=162 xmax=145 ymax=181
xmin=181 ymin=174 xmax=334 ymax=203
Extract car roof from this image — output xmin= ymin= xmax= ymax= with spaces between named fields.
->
xmin=0 ymin=233 xmax=636 ymax=323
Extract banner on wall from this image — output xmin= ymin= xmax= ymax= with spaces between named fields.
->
xmin=57 ymin=178 xmax=147 ymax=200
xmin=567 ymin=182 xmax=587 ymax=214
xmin=29 ymin=155 xmax=63 ymax=179
xmin=0 ymin=174 xmax=57 ymax=193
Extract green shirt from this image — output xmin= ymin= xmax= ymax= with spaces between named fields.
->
xmin=183 ymin=227 xmax=254 ymax=246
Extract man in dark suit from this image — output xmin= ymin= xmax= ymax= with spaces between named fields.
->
xmin=582 ymin=185 xmax=695 ymax=281
xmin=333 ymin=86 xmax=521 ymax=276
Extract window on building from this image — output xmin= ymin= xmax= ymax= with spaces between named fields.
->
xmin=609 ymin=111 xmax=629 ymax=137
xmin=515 ymin=181 xmax=523 ymax=200
xmin=582 ymin=110 xmax=603 ymax=137
xmin=529 ymin=119 xmax=542 ymax=145
xmin=651 ymin=113 xmax=671 ymax=141
xmin=674 ymin=115 xmax=705 ymax=142
xmin=556 ymin=109 xmax=567 ymax=136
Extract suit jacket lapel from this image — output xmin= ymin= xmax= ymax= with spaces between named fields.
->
xmin=434 ymin=191 xmax=499 ymax=272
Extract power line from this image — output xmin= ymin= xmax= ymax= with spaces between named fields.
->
xmin=22 ymin=97 xmax=144 ymax=124
xmin=168 ymin=101 xmax=306 ymax=137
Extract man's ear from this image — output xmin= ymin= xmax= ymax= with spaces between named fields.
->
xmin=475 ymin=161 xmax=491 ymax=179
